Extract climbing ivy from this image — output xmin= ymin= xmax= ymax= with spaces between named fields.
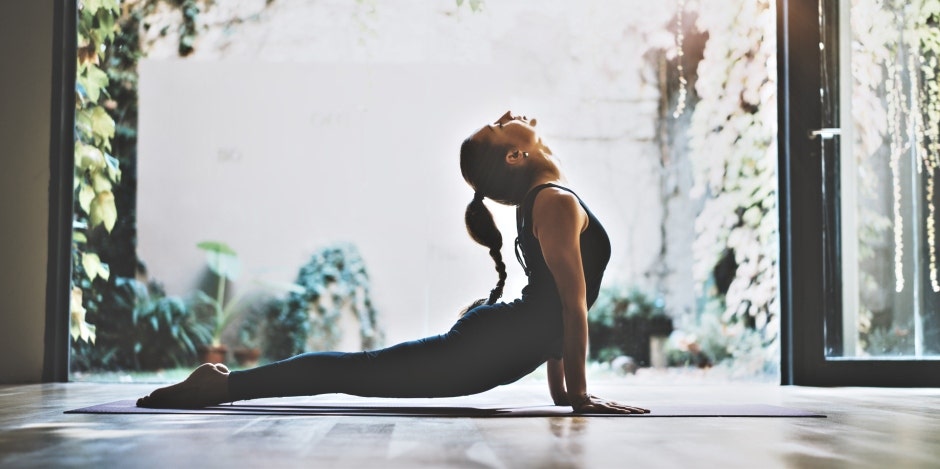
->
xmin=73 ymin=0 xmax=123 ymax=344
xmin=687 ymin=0 xmax=779 ymax=368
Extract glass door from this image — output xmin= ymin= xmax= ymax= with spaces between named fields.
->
xmin=824 ymin=0 xmax=940 ymax=361
xmin=779 ymin=0 xmax=940 ymax=386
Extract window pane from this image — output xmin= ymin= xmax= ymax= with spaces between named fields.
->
xmin=833 ymin=0 xmax=940 ymax=359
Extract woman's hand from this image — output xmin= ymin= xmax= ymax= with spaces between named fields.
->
xmin=570 ymin=393 xmax=649 ymax=415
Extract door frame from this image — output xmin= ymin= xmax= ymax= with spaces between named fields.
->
xmin=778 ymin=0 xmax=940 ymax=386
xmin=43 ymin=0 xmax=76 ymax=383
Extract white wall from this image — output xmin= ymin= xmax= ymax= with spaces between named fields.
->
xmin=0 ymin=0 xmax=54 ymax=383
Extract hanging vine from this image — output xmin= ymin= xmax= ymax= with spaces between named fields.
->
xmin=687 ymin=0 xmax=779 ymax=362
xmin=913 ymin=0 xmax=940 ymax=293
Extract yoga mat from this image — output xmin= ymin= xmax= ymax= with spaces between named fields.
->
xmin=67 ymin=400 xmax=825 ymax=418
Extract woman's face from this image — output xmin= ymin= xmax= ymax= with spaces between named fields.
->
xmin=472 ymin=111 xmax=551 ymax=155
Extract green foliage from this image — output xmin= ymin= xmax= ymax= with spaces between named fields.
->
xmin=455 ymin=0 xmax=484 ymax=12
xmin=587 ymin=286 xmax=671 ymax=367
xmin=175 ymin=0 xmax=200 ymax=56
xmin=197 ymin=241 xmax=241 ymax=281
xmin=132 ymin=285 xmax=214 ymax=369
xmin=264 ymin=244 xmax=383 ymax=360
xmin=193 ymin=240 xmax=244 ymax=346
xmin=72 ymin=0 xmax=123 ymax=344
xmin=70 ymin=277 xmax=212 ymax=371
xmin=237 ymin=297 xmax=278 ymax=350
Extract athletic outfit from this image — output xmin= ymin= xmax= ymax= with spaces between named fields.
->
xmin=227 ymin=183 xmax=611 ymax=401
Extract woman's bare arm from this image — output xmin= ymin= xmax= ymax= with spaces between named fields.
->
xmin=532 ymin=188 xmax=648 ymax=414
xmin=547 ymin=357 xmax=568 ymax=405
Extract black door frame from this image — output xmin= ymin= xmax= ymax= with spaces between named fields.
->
xmin=778 ymin=0 xmax=940 ymax=386
xmin=43 ymin=0 xmax=76 ymax=383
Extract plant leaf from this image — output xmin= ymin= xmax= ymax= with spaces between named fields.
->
xmin=90 ymin=105 xmax=115 ymax=147
xmin=75 ymin=141 xmax=105 ymax=171
xmin=78 ymin=182 xmax=95 ymax=213
xmin=105 ymin=154 xmax=121 ymax=182
xmin=197 ymin=241 xmax=240 ymax=280
xmin=89 ymin=190 xmax=117 ymax=232
xmin=82 ymin=252 xmax=102 ymax=282
xmin=70 ymin=287 xmax=96 ymax=343
xmin=84 ymin=0 xmax=103 ymax=14
xmin=83 ymin=65 xmax=109 ymax=102
xmin=91 ymin=171 xmax=112 ymax=192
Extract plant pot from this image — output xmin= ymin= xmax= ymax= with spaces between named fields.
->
xmin=197 ymin=344 xmax=228 ymax=365
xmin=233 ymin=347 xmax=261 ymax=367
xmin=649 ymin=335 xmax=669 ymax=369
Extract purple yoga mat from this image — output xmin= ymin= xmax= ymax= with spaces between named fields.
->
xmin=67 ymin=400 xmax=825 ymax=418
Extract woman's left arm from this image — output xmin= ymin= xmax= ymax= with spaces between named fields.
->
xmin=532 ymin=189 xmax=648 ymax=414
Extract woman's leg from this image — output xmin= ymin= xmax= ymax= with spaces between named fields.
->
xmin=138 ymin=331 xmax=491 ymax=407
xmin=227 ymin=333 xmax=491 ymax=401
xmin=137 ymin=303 xmax=552 ymax=407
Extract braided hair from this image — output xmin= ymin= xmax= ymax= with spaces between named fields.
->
xmin=465 ymin=192 xmax=507 ymax=306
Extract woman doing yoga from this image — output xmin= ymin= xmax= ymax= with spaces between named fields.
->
xmin=137 ymin=111 xmax=649 ymax=414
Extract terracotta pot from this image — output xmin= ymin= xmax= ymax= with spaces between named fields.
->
xmin=233 ymin=347 xmax=261 ymax=367
xmin=197 ymin=344 xmax=228 ymax=365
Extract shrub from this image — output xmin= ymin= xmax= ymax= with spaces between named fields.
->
xmin=587 ymin=285 xmax=672 ymax=366
xmin=70 ymin=277 xmax=212 ymax=371
xmin=263 ymin=243 xmax=383 ymax=360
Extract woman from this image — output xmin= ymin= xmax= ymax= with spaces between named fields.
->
xmin=137 ymin=111 xmax=648 ymax=414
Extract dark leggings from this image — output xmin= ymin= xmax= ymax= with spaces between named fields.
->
xmin=228 ymin=301 xmax=561 ymax=401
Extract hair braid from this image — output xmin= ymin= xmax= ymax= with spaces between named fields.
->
xmin=464 ymin=195 xmax=506 ymax=309
xmin=487 ymin=247 xmax=507 ymax=305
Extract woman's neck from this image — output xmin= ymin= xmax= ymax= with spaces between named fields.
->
xmin=527 ymin=171 xmax=564 ymax=192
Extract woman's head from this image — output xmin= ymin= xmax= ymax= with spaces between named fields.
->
xmin=460 ymin=111 xmax=557 ymax=206
xmin=458 ymin=111 xmax=558 ymax=308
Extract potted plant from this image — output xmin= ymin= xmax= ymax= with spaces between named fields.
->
xmin=194 ymin=240 xmax=243 ymax=364
xmin=587 ymin=285 xmax=673 ymax=367
xmin=263 ymin=243 xmax=383 ymax=359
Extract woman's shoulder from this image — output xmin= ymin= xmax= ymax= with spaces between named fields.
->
xmin=530 ymin=185 xmax=587 ymax=228
xmin=531 ymin=184 xmax=580 ymax=208
xmin=525 ymin=182 xmax=576 ymax=202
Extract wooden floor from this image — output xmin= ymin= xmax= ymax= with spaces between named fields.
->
xmin=1 ymin=380 xmax=939 ymax=468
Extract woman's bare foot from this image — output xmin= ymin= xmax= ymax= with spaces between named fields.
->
xmin=136 ymin=363 xmax=232 ymax=408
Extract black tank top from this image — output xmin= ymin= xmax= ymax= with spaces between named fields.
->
xmin=515 ymin=183 xmax=611 ymax=308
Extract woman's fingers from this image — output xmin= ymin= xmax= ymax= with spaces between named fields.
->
xmin=599 ymin=403 xmax=647 ymax=414
xmin=577 ymin=396 xmax=650 ymax=414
